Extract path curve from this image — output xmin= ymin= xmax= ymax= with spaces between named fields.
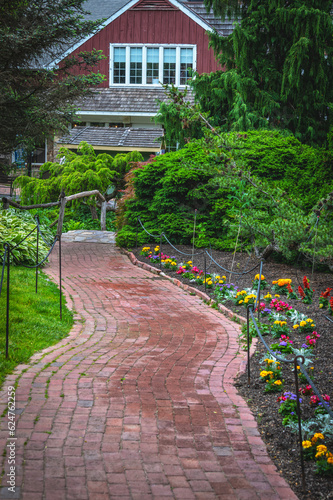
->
xmin=0 ymin=238 xmax=298 ymax=500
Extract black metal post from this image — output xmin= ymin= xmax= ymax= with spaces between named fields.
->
xmin=293 ymin=355 xmax=306 ymax=493
xmin=204 ymin=253 xmax=206 ymax=294
xmin=36 ymin=221 xmax=39 ymax=293
xmin=5 ymin=244 xmax=10 ymax=359
xmin=159 ymin=234 xmax=162 ymax=270
xmin=59 ymin=235 xmax=62 ymax=320
xmin=247 ymin=306 xmax=251 ymax=385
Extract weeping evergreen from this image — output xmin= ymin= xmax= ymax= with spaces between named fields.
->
xmin=192 ymin=0 xmax=333 ymax=145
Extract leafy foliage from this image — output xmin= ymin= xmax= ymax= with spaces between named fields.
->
xmin=0 ymin=208 xmax=53 ymax=265
xmin=116 ymin=133 xmax=333 ymax=270
xmin=193 ymin=0 xmax=333 ymax=145
xmin=14 ymin=142 xmax=143 ymax=206
xmin=0 ymin=0 xmax=106 ymax=156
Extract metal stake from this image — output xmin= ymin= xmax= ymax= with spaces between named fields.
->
xmin=159 ymin=234 xmax=162 ymax=270
xmin=36 ymin=221 xmax=39 ymax=293
xmin=59 ymin=235 xmax=62 ymax=320
xmin=247 ymin=306 xmax=251 ymax=385
xmin=204 ymin=253 xmax=206 ymax=294
xmin=293 ymin=355 xmax=306 ymax=493
xmin=5 ymin=244 xmax=10 ymax=359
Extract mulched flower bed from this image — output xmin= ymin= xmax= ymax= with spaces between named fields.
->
xmin=131 ymin=242 xmax=333 ymax=500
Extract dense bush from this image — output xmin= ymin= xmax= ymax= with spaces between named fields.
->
xmin=116 ymin=134 xmax=333 ymax=269
xmin=231 ymin=131 xmax=333 ymax=210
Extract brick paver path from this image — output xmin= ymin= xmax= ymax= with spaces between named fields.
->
xmin=0 ymin=242 xmax=298 ymax=500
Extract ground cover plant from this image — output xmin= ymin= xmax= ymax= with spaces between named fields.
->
xmin=132 ymin=242 xmax=333 ymax=499
xmin=0 ymin=208 xmax=53 ymax=265
xmin=0 ymin=266 xmax=73 ymax=389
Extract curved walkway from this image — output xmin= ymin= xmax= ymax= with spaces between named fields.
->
xmin=0 ymin=235 xmax=297 ymax=500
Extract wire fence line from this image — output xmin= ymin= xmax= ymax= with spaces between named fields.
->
xmin=11 ymin=235 xmax=59 ymax=269
xmin=137 ymin=217 xmax=262 ymax=277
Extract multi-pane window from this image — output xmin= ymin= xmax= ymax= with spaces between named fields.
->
xmin=113 ymin=47 xmax=126 ymax=84
xmin=130 ymin=47 xmax=142 ymax=84
xmin=163 ymin=48 xmax=176 ymax=84
xmin=147 ymin=48 xmax=159 ymax=84
xmin=180 ymin=48 xmax=193 ymax=85
xmin=111 ymin=45 xmax=195 ymax=86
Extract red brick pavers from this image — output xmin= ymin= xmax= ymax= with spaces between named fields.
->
xmin=0 ymin=242 xmax=298 ymax=500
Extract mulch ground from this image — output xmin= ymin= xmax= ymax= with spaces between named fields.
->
xmin=131 ymin=242 xmax=333 ymax=500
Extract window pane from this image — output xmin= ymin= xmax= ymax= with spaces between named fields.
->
xmin=163 ymin=48 xmax=176 ymax=84
xmin=113 ymin=47 xmax=126 ymax=84
xmin=130 ymin=47 xmax=142 ymax=84
xmin=147 ymin=48 xmax=159 ymax=84
xmin=180 ymin=48 xmax=193 ymax=85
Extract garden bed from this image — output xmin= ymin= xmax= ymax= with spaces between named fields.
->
xmin=131 ymin=243 xmax=333 ymax=500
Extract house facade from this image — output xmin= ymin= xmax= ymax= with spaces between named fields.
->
xmin=51 ymin=0 xmax=233 ymax=158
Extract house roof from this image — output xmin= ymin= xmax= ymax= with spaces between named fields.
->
xmin=76 ymin=87 xmax=194 ymax=116
xmin=182 ymin=2 xmax=235 ymax=36
xmin=47 ymin=0 xmax=232 ymax=67
xmin=58 ymin=126 xmax=162 ymax=151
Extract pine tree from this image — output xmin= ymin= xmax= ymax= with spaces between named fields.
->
xmin=0 ymin=0 xmax=106 ymax=156
xmin=192 ymin=0 xmax=333 ymax=145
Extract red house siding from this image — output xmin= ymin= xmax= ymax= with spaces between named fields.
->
xmin=63 ymin=8 xmax=220 ymax=87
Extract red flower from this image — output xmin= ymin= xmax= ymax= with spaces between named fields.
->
xmin=298 ymin=286 xmax=305 ymax=299
xmin=321 ymin=287 xmax=332 ymax=298
xmin=303 ymin=276 xmax=310 ymax=289
xmin=287 ymin=283 xmax=293 ymax=293
xmin=330 ymin=297 xmax=333 ymax=309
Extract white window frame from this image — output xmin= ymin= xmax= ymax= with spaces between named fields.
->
xmin=110 ymin=43 xmax=197 ymax=87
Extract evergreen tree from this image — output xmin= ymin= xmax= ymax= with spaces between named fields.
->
xmin=191 ymin=0 xmax=333 ymax=145
xmin=0 ymin=0 xmax=106 ymax=156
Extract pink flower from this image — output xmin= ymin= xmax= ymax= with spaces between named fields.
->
xmin=192 ymin=266 xmax=200 ymax=273
xmin=322 ymin=394 xmax=330 ymax=402
xmin=310 ymin=395 xmax=320 ymax=406
xmin=176 ymin=267 xmax=185 ymax=274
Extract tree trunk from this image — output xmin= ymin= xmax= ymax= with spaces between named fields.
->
xmin=90 ymin=205 xmax=98 ymax=220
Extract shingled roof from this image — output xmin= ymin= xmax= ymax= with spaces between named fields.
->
xmin=182 ymin=2 xmax=235 ymax=36
xmin=77 ymin=87 xmax=194 ymax=115
xmin=58 ymin=126 xmax=162 ymax=150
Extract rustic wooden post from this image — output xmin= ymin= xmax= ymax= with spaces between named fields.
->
xmin=100 ymin=201 xmax=107 ymax=231
xmin=2 ymin=197 xmax=9 ymax=210
xmin=57 ymin=192 xmax=67 ymax=236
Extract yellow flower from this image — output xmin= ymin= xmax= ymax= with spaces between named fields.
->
xmin=306 ymin=318 xmax=313 ymax=323
xmin=187 ymin=261 xmax=192 ymax=264
xmin=281 ymin=321 xmax=287 ymax=326
xmin=216 ymin=275 xmax=220 ymax=280
xmin=272 ymin=281 xmax=278 ymax=284
xmin=274 ymin=320 xmax=280 ymax=325
xmin=327 ymin=457 xmax=333 ymax=465
xmin=274 ymin=294 xmax=280 ymax=298
xmin=222 ymin=276 xmax=226 ymax=280
xmin=320 ymin=303 xmax=323 ymax=308
xmin=293 ymin=324 xmax=299 ymax=329
xmin=302 ymin=441 xmax=312 ymax=449
xmin=219 ymin=280 xmax=224 ymax=284
xmin=264 ymin=293 xmax=272 ymax=299
xmin=274 ymin=380 xmax=282 ymax=385
xmin=313 ymin=433 xmax=324 ymax=441
xmin=260 ymin=370 xmax=269 ymax=378
xmin=239 ymin=300 xmax=243 ymax=304
xmin=171 ymin=261 xmax=177 ymax=265
xmin=300 ymin=321 xmax=306 ymax=327
xmin=254 ymin=274 xmax=265 ymax=280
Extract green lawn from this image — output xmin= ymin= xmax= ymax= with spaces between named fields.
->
xmin=0 ymin=265 xmax=73 ymax=388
